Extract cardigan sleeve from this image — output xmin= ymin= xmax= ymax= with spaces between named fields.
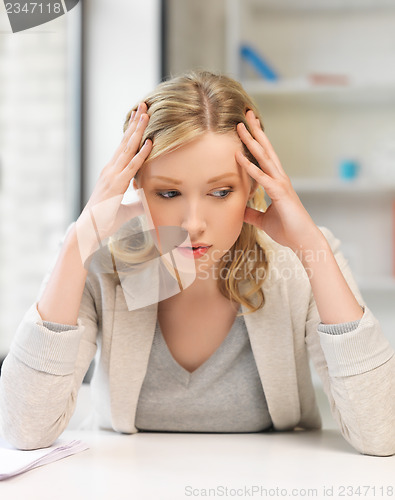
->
xmin=305 ymin=226 xmax=395 ymax=457
xmin=0 ymin=223 xmax=98 ymax=450
xmin=317 ymin=319 xmax=360 ymax=334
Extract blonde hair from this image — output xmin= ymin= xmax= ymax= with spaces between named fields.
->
xmin=111 ymin=70 xmax=269 ymax=316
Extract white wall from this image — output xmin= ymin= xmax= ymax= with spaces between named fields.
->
xmin=83 ymin=0 xmax=161 ymax=203
xmin=0 ymin=0 xmax=161 ymax=356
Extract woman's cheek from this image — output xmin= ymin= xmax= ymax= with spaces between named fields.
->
xmin=144 ymin=198 xmax=168 ymax=227
xmin=222 ymin=200 xmax=245 ymax=233
xmin=231 ymin=195 xmax=249 ymax=223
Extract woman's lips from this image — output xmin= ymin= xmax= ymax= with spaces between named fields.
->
xmin=176 ymin=245 xmax=212 ymax=259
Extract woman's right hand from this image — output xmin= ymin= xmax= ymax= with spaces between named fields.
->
xmin=76 ymin=102 xmax=152 ymax=265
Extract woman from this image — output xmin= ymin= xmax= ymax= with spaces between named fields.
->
xmin=1 ymin=71 xmax=394 ymax=455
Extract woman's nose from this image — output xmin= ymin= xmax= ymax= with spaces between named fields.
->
xmin=180 ymin=203 xmax=207 ymax=237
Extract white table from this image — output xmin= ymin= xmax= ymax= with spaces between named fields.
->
xmin=1 ymin=428 xmax=394 ymax=500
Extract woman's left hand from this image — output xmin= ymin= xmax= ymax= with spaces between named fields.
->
xmin=236 ymin=109 xmax=322 ymax=253
xmin=236 ymin=110 xmax=364 ymax=323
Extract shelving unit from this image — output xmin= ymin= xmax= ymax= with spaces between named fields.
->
xmin=291 ymin=178 xmax=395 ymax=195
xmin=226 ymin=0 xmax=395 ymax=340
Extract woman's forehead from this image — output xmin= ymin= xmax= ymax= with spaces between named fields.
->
xmin=142 ymin=132 xmax=245 ymax=182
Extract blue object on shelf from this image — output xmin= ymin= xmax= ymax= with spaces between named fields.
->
xmin=240 ymin=44 xmax=279 ymax=81
xmin=339 ymin=159 xmax=360 ymax=181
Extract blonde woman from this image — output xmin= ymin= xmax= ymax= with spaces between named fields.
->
xmin=1 ymin=71 xmax=394 ymax=456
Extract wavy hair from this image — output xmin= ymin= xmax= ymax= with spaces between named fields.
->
xmin=110 ymin=70 xmax=270 ymax=316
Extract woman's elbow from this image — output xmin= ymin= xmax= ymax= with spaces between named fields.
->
xmin=360 ymin=442 xmax=395 ymax=457
xmin=1 ymin=422 xmax=58 ymax=450
xmin=351 ymin=434 xmax=395 ymax=457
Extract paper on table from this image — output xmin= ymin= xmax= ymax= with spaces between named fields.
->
xmin=0 ymin=438 xmax=89 ymax=480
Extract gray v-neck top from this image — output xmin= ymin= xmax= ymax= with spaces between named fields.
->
xmin=135 ymin=310 xmax=273 ymax=433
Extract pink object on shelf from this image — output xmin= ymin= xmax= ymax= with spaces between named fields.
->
xmin=308 ymin=73 xmax=349 ymax=86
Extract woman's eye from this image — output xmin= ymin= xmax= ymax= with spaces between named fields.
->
xmin=211 ymin=189 xmax=233 ymax=199
xmin=155 ymin=189 xmax=233 ymax=199
xmin=156 ymin=190 xmax=180 ymax=199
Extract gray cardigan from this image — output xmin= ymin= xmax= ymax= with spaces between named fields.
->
xmin=1 ymin=226 xmax=394 ymax=455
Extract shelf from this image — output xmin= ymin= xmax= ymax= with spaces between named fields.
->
xmin=242 ymin=77 xmax=395 ymax=102
xmin=246 ymin=0 xmax=395 ymax=13
xmin=291 ymin=177 xmax=395 ymax=196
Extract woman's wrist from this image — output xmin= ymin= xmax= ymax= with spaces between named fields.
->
xmin=294 ymin=228 xmax=364 ymax=323
xmin=290 ymin=226 xmax=329 ymax=268
xmin=75 ymin=210 xmax=104 ymax=267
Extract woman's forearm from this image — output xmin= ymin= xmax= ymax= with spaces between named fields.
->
xmin=37 ymin=223 xmax=89 ymax=326
xmin=299 ymin=229 xmax=364 ymax=325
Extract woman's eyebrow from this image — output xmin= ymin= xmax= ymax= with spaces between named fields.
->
xmin=151 ymin=173 xmax=239 ymax=185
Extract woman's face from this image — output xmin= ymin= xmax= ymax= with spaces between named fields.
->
xmin=133 ymin=132 xmax=257 ymax=274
